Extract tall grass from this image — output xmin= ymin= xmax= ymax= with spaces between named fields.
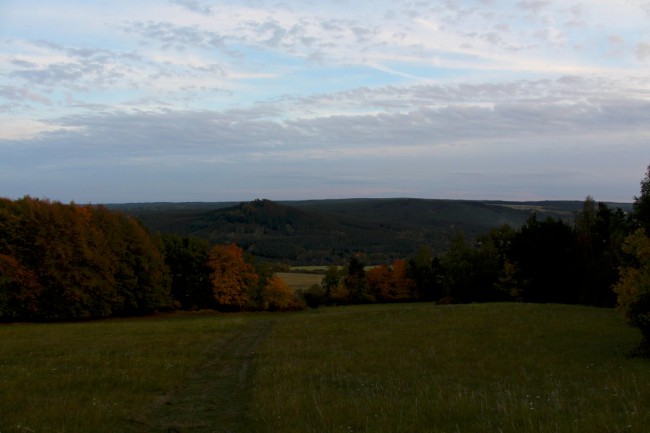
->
xmin=0 ymin=313 xmax=250 ymax=433
xmin=250 ymin=303 xmax=649 ymax=433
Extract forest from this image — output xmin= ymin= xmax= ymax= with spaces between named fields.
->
xmin=2 ymin=166 xmax=650 ymax=353
xmin=111 ymin=197 xmax=629 ymax=265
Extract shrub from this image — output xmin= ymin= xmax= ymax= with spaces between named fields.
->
xmin=613 ymin=229 xmax=650 ymax=356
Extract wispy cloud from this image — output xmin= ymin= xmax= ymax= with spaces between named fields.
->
xmin=1 ymin=0 xmax=649 ymax=202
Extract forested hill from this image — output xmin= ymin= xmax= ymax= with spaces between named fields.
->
xmin=110 ymin=198 xmax=632 ymax=265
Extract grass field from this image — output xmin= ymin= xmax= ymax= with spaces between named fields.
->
xmin=1 ymin=303 xmax=648 ymax=433
xmin=289 ymin=266 xmax=331 ymax=273
xmin=251 ymin=304 xmax=649 ymax=432
xmin=0 ymin=312 xmax=256 ymax=433
xmin=276 ymin=272 xmax=324 ymax=291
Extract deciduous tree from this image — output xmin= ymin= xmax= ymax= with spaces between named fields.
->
xmin=0 ymin=254 xmax=42 ymax=320
xmin=613 ymin=229 xmax=650 ymax=355
xmin=366 ymin=260 xmax=415 ymax=302
xmin=207 ymin=243 xmax=259 ymax=310
xmin=0 ymin=197 xmax=172 ymax=319
xmin=263 ymin=275 xmax=303 ymax=311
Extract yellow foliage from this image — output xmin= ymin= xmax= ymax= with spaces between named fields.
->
xmin=613 ymin=229 xmax=650 ymax=321
xmin=263 ymin=275 xmax=303 ymax=311
xmin=328 ymin=282 xmax=350 ymax=304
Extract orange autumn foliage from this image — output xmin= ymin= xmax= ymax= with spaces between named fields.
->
xmin=263 ymin=275 xmax=303 ymax=311
xmin=207 ymin=243 xmax=258 ymax=309
xmin=366 ymin=259 xmax=415 ymax=302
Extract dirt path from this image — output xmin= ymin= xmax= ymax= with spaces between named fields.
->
xmin=128 ymin=318 xmax=273 ymax=433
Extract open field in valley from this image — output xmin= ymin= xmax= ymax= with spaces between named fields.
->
xmin=276 ymin=272 xmax=325 ymax=291
xmin=1 ymin=303 xmax=649 ymax=433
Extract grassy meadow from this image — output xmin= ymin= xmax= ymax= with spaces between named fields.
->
xmin=1 ymin=303 xmax=649 ymax=433
xmin=0 ymin=313 xmax=255 ymax=433
xmin=276 ymin=272 xmax=325 ymax=291
xmin=252 ymin=304 xmax=649 ymax=433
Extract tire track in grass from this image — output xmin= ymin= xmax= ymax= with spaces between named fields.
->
xmin=129 ymin=318 xmax=273 ymax=433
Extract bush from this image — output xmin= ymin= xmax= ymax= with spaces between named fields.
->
xmin=627 ymin=292 xmax=650 ymax=356
xmin=613 ymin=229 xmax=650 ymax=356
xmin=300 ymin=284 xmax=327 ymax=308
xmin=263 ymin=275 xmax=305 ymax=311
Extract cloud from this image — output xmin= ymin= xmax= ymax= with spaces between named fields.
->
xmin=516 ymin=1 xmax=551 ymax=13
xmin=6 ymin=76 xmax=648 ymax=158
xmin=170 ymin=0 xmax=213 ymax=16
xmin=0 ymin=85 xmax=52 ymax=106
xmin=1 ymin=0 xmax=649 ymax=202
xmin=121 ymin=20 xmax=225 ymax=51
xmin=637 ymin=43 xmax=650 ymax=62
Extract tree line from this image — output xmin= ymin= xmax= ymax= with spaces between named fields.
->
xmin=0 ymin=197 xmax=302 ymax=320
xmin=1 ymin=166 xmax=650 ymax=355
xmin=0 ymin=198 xmax=171 ymax=320
xmin=296 ymin=165 xmax=649 ymax=354
xmin=299 ymin=197 xmax=629 ymax=308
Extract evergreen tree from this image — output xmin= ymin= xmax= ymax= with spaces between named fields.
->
xmin=508 ymin=215 xmax=580 ymax=304
xmin=407 ymin=246 xmax=443 ymax=301
xmin=633 ymin=164 xmax=650 ymax=232
xmin=574 ymin=199 xmax=630 ymax=306
xmin=344 ymin=255 xmax=370 ymax=303
xmin=162 ymin=235 xmax=213 ymax=310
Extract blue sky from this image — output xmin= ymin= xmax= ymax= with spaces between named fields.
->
xmin=1 ymin=0 xmax=649 ymax=203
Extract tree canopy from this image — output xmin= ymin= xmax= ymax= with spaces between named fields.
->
xmin=0 ymin=197 xmax=172 ymax=320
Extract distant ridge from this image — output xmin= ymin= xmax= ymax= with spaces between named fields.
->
xmin=111 ymin=198 xmax=632 ymax=265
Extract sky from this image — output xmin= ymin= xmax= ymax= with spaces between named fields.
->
xmin=1 ymin=0 xmax=649 ymax=204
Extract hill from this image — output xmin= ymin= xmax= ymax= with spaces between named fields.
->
xmin=109 ymin=198 xmax=632 ymax=265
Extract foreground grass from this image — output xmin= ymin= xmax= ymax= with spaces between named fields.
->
xmin=1 ymin=303 xmax=648 ymax=433
xmin=251 ymin=303 xmax=649 ymax=433
xmin=0 ymin=312 xmax=252 ymax=433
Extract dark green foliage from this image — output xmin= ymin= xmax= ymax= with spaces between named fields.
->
xmin=627 ymin=292 xmax=650 ymax=353
xmin=407 ymin=246 xmax=444 ymax=301
xmin=321 ymin=265 xmax=342 ymax=298
xmin=427 ymin=200 xmax=629 ymax=307
xmin=633 ymin=164 xmax=650 ymax=232
xmin=300 ymin=284 xmax=327 ymax=308
xmin=344 ymin=256 xmax=370 ymax=303
xmin=507 ymin=215 xmax=581 ymax=303
xmin=574 ymin=199 xmax=630 ymax=307
xmin=247 ymin=253 xmax=275 ymax=310
xmin=116 ymin=198 xmax=614 ymax=265
xmin=439 ymin=231 xmax=509 ymax=303
xmin=161 ymin=234 xmax=213 ymax=310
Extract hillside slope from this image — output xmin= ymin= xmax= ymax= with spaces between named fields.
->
xmin=110 ymin=198 xmax=631 ymax=265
